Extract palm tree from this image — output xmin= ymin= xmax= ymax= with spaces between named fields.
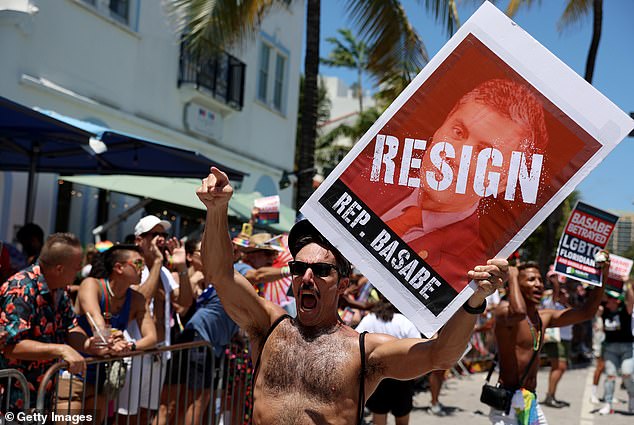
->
xmin=166 ymin=0 xmax=458 ymax=212
xmin=295 ymin=75 xmax=331 ymax=193
xmin=506 ymin=0 xmax=603 ymax=83
xmin=321 ymin=28 xmax=368 ymax=113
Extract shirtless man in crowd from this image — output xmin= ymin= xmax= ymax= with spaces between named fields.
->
xmin=492 ymin=260 xmax=607 ymax=424
xmin=196 ymin=167 xmax=508 ymax=424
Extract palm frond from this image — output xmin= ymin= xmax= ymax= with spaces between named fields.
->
xmin=321 ymin=28 xmax=367 ymax=68
xmin=505 ymin=0 xmax=522 ymax=17
xmin=317 ymin=124 xmax=354 ymax=149
xmin=420 ymin=0 xmax=461 ymax=36
xmin=343 ymin=0 xmax=428 ymax=89
xmin=557 ymin=0 xmax=591 ymax=32
xmin=165 ymin=0 xmax=279 ymax=54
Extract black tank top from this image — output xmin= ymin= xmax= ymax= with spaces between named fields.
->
xmin=252 ymin=315 xmax=368 ymax=424
xmin=603 ymin=306 xmax=634 ymax=343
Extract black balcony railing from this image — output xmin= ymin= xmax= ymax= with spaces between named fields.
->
xmin=178 ymin=42 xmax=246 ymax=111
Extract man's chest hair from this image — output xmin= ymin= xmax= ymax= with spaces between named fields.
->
xmin=260 ymin=323 xmax=359 ymax=402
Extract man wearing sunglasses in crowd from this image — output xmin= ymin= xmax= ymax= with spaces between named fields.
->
xmin=196 ymin=167 xmax=508 ymax=425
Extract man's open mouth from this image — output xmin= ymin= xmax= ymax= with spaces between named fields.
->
xmin=300 ymin=292 xmax=318 ymax=310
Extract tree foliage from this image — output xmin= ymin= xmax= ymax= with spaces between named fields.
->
xmin=519 ymin=191 xmax=580 ymax=273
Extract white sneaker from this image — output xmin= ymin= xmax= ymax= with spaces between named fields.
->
xmin=598 ymin=403 xmax=613 ymax=415
xmin=430 ymin=403 xmax=447 ymax=416
xmin=590 ymin=394 xmax=600 ymax=404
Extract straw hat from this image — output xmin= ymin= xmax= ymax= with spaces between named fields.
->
xmin=239 ymin=233 xmax=282 ymax=253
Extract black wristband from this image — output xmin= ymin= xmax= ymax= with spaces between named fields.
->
xmin=463 ymin=299 xmax=487 ymax=315
xmin=131 ymin=342 xmax=137 ymax=352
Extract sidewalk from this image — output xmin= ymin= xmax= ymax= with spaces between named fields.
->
xmin=371 ymin=366 xmax=633 ymax=424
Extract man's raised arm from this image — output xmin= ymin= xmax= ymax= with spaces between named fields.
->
xmin=495 ymin=266 xmax=528 ymax=327
xmin=196 ymin=168 xmax=279 ymax=332
xmin=369 ymin=259 xmax=508 ymax=381
xmin=547 ymin=259 xmax=608 ymax=328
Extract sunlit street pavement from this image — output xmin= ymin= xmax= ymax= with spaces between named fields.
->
xmin=370 ymin=365 xmax=633 ymax=424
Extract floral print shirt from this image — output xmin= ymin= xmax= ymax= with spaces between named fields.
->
xmin=0 ymin=264 xmax=77 ymax=410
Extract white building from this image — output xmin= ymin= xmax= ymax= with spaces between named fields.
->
xmin=606 ymin=211 xmax=634 ymax=256
xmin=0 ymin=0 xmax=304 ymax=242
xmin=316 ymin=75 xmax=375 ymax=174
xmin=320 ymin=75 xmax=374 ymax=125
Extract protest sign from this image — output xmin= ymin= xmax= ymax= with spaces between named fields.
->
xmin=604 ymin=253 xmax=634 ymax=292
xmin=301 ymin=2 xmax=634 ymax=336
xmin=253 ymin=195 xmax=280 ymax=224
xmin=608 ymin=254 xmax=633 ymax=282
xmin=554 ymin=202 xmax=618 ymax=286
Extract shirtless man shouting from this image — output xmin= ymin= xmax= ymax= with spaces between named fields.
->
xmin=492 ymin=261 xmax=606 ymax=424
xmin=197 ymin=167 xmax=508 ymax=424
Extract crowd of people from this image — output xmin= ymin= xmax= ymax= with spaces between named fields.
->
xmin=0 ymin=171 xmax=632 ymax=425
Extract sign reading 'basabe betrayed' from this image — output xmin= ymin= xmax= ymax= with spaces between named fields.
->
xmin=302 ymin=2 xmax=634 ymax=337
xmin=554 ymin=202 xmax=618 ymax=286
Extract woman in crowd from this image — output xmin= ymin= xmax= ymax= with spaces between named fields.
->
xmin=57 ymin=244 xmax=156 ymax=424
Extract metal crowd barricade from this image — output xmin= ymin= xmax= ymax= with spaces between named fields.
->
xmin=0 ymin=368 xmax=30 ymax=413
xmin=35 ymin=339 xmax=254 ymax=425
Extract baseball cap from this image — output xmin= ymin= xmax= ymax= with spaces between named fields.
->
xmin=288 ymin=220 xmax=321 ymax=258
xmin=288 ymin=219 xmax=351 ymax=275
xmin=605 ymin=288 xmax=625 ymax=301
xmin=134 ymin=215 xmax=172 ymax=236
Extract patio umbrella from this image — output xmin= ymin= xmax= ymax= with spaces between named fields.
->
xmin=0 ymin=96 xmax=246 ymax=222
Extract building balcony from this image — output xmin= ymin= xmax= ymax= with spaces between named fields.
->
xmin=178 ymin=43 xmax=246 ymax=111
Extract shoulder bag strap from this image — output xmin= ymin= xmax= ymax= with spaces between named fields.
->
xmin=518 ymin=348 xmax=539 ymax=387
xmin=485 ymin=353 xmax=498 ymax=383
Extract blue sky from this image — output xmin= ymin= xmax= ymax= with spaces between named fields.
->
xmin=318 ymin=0 xmax=634 ymax=213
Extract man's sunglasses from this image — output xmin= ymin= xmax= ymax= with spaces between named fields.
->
xmin=124 ymin=259 xmax=145 ymax=272
xmin=288 ymin=261 xmax=339 ymax=278
xmin=143 ymin=231 xmax=169 ymax=239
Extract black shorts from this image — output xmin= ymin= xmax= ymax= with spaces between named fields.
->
xmin=365 ymin=378 xmax=414 ymax=417
xmin=166 ymin=329 xmax=222 ymax=390
xmin=543 ymin=340 xmax=571 ymax=361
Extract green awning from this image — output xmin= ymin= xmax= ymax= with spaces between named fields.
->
xmin=61 ymin=175 xmax=295 ymax=232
